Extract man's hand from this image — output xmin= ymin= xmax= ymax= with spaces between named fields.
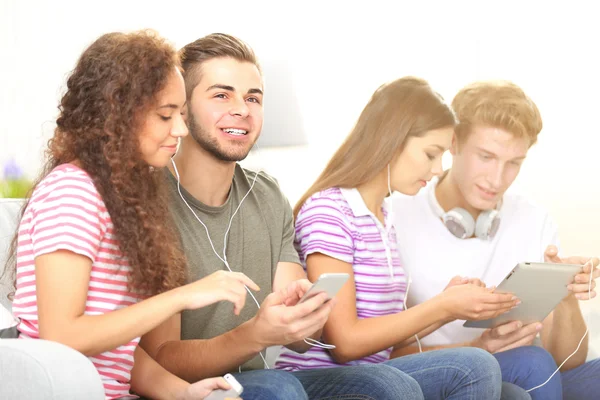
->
xmin=544 ymin=245 xmax=599 ymax=300
xmin=250 ymin=280 xmax=335 ymax=348
xmin=280 ymin=279 xmax=313 ymax=306
xmin=471 ymin=320 xmax=543 ymax=354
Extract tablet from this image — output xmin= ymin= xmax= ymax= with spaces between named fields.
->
xmin=463 ymin=262 xmax=582 ymax=329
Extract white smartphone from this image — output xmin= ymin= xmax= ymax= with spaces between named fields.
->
xmin=204 ymin=373 xmax=243 ymax=400
xmin=299 ymin=273 xmax=350 ymax=303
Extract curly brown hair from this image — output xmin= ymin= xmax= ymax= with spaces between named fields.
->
xmin=3 ymin=30 xmax=187 ymax=297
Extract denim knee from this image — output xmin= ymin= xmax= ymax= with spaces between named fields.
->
xmin=501 ymin=382 xmax=532 ymax=400
xmin=494 ymin=345 xmax=562 ymax=400
xmin=509 ymin=345 xmax=558 ymax=375
xmin=356 ymin=363 xmax=424 ymax=400
xmin=292 ymin=363 xmax=424 ymax=399
xmin=446 ymin=347 xmax=503 ymax=398
xmin=233 ymin=369 xmax=307 ymax=400
xmin=383 ymin=347 xmax=502 ymax=399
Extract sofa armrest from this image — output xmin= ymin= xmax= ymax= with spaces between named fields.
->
xmin=0 ymin=339 xmax=105 ymax=400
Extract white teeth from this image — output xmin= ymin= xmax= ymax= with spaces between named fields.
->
xmin=223 ymin=128 xmax=247 ymax=135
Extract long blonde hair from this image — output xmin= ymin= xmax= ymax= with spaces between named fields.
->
xmin=294 ymin=76 xmax=456 ymax=218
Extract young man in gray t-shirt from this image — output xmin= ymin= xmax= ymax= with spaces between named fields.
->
xmin=138 ymin=33 xmax=429 ymax=399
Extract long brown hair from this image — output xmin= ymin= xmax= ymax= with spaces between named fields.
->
xmin=3 ymin=30 xmax=186 ymax=297
xmin=294 ymin=77 xmax=456 ymax=218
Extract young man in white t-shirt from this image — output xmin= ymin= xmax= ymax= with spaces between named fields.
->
xmin=392 ymin=80 xmax=599 ymax=400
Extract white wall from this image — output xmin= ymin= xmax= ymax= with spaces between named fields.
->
xmin=1 ymin=0 xmax=598 ymax=258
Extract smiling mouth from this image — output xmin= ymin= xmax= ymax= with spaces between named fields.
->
xmin=477 ymin=185 xmax=498 ymax=196
xmin=222 ymin=128 xmax=248 ymax=136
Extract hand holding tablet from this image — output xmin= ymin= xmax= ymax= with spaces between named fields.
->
xmin=464 ymin=262 xmax=582 ymax=329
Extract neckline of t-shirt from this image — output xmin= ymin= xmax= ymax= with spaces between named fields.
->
xmin=164 ymin=167 xmax=234 ymax=214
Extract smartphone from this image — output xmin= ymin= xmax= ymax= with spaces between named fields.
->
xmin=299 ymin=273 xmax=350 ymax=303
xmin=204 ymin=374 xmax=244 ymax=400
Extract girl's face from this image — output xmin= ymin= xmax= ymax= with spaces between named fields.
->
xmin=138 ymin=67 xmax=188 ymax=168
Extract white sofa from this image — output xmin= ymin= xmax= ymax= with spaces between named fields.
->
xmin=0 ymin=198 xmax=105 ymax=399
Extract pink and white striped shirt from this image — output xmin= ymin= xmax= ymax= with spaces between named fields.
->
xmin=12 ymin=164 xmax=140 ymax=400
xmin=275 ymin=187 xmax=407 ymax=371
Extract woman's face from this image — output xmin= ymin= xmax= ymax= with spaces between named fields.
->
xmin=138 ymin=67 xmax=188 ymax=168
xmin=390 ymin=127 xmax=453 ymax=195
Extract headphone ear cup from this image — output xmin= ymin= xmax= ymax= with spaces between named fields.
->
xmin=475 ymin=209 xmax=500 ymax=240
xmin=443 ymin=208 xmax=475 ymax=239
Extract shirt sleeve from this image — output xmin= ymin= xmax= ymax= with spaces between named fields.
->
xmin=278 ymin=196 xmax=302 ymax=265
xmin=295 ymin=195 xmax=354 ymax=264
xmin=28 ymin=173 xmax=106 ymax=262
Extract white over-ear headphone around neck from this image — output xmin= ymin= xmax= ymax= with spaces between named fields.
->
xmin=427 ymin=176 xmax=501 ymax=240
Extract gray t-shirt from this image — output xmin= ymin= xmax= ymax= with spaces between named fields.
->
xmin=165 ymin=164 xmax=300 ymax=371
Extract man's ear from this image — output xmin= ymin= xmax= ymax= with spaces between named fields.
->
xmin=450 ymin=134 xmax=459 ymax=156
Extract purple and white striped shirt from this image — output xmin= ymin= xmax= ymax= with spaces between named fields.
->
xmin=275 ymin=187 xmax=407 ymax=371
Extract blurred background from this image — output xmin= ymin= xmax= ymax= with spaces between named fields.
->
xmin=1 ymin=1 xmax=597 ymax=260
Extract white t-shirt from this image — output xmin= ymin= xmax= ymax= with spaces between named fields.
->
xmin=390 ymin=177 xmax=559 ymax=345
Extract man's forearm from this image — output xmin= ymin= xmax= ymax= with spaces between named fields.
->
xmin=131 ymin=346 xmax=189 ymax=400
xmin=547 ymin=295 xmax=588 ymax=370
xmin=155 ymin=319 xmax=264 ymax=382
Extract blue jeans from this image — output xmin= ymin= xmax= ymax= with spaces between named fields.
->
xmin=236 ymin=347 xmax=501 ymax=399
xmin=383 ymin=347 xmax=502 ymax=400
xmin=501 ymin=382 xmax=532 ymax=400
xmin=562 ymin=357 xmax=600 ymax=400
xmin=234 ymin=365 xmax=423 ymax=400
xmin=494 ymin=346 xmax=561 ymax=400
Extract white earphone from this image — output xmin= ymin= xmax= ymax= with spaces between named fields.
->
xmin=427 ymin=177 xmax=501 ymax=240
xmin=170 ymin=158 xmax=334 ymax=371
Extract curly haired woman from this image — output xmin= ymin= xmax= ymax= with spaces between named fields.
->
xmin=5 ymin=30 xmax=255 ymax=400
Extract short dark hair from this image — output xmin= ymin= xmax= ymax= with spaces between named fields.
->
xmin=179 ymin=33 xmax=260 ymax=98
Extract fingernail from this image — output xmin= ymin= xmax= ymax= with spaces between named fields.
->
xmin=536 ymin=324 xmax=543 ymax=331
xmin=515 ymin=300 xmax=522 ymax=305
xmin=576 ymin=294 xmax=583 ymax=300
xmin=511 ymin=296 xmax=518 ymax=300
xmin=567 ymin=285 xmax=573 ymax=291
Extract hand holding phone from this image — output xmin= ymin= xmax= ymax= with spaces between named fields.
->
xmin=203 ymin=374 xmax=243 ymax=400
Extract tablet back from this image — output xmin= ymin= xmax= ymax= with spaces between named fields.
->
xmin=464 ymin=262 xmax=582 ymax=329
